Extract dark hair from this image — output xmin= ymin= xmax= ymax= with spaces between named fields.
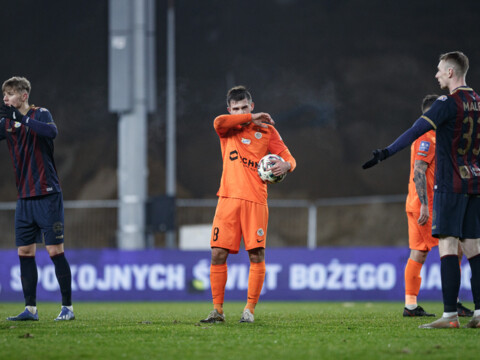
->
xmin=2 ymin=76 xmax=31 ymax=94
xmin=439 ymin=51 xmax=469 ymax=77
xmin=226 ymin=85 xmax=252 ymax=107
xmin=421 ymin=94 xmax=439 ymax=113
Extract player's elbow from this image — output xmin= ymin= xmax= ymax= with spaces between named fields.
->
xmin=213 ymin=116 xmax=226 ymax=130
xmin=49 ymin=126 xmax=58 ymax=139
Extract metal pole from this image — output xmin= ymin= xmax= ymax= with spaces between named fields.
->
xmin=117 ymin=0 xmax=148 ymax=249
xmin=165 ymin=0 xmax=176 ymax=248
xmin=307 ymin=204 xmax=317 ymax=249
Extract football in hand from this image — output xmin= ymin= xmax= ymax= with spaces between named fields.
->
xmin=257 ymin=154 xmax=287 ymax=184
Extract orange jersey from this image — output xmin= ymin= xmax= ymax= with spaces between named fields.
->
xmin=214 ymin=113 xmax=296 ymax=205
xmin=405 ymin=130 xmax=436 ymax=213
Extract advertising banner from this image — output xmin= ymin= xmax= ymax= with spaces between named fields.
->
xmin=0 ymin=248 xmax=473 ymax=302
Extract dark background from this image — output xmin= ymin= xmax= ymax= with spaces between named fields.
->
xmin=1 ymin=0 xmax=479 ymax=202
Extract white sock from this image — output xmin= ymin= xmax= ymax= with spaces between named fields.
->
xmin=405 ymin=304 xmax=417 ymax=310
xmin=474 ymin=309 xmax=480 ymax=317
xmin=442 ymin=311 xmax=457 ymax=318
xmin=63 ymin=305 xmax=73 ymax=312
xmin=26 ymin=306 xmax=37 ymax=314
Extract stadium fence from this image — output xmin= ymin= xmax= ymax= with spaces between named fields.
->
xmin=0 ymin=195 xmax=407 ymax=249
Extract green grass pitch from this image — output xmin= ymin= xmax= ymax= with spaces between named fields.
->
xmin=0 ymin=301 xmax=479 ymax=360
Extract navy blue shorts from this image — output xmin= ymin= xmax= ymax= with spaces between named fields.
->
xmin=432 ymin=192 xmax=480 ymax=239
xmin=15 ymin=192 xmax=65 ymax=247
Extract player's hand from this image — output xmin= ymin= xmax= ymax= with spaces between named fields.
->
xmin=362 ymin=149 xmax=389 ymax=169
xmin=270 ymin=160 xmax=291 ymax=176
xmin=0 ymin=104 xmax=24 ymax=122
xmin=251 ymin=112 xmax=275 ymax=128
xmin=417 ymin=204 xmax=429 ymax=226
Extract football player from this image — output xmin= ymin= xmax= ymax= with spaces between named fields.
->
xmin=364 ymin=52 xmax=480 ymax=329
xmin=200 ymin=86 xmax=296 ymax=323
xmin=0 ymin=76 xmax=74 ymax=321
xmin=403 ymin=94 xmax=473 ymax=318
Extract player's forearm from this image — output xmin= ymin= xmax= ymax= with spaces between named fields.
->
xmin=278 ymin=149 xmax=296 ymax=172
xmin=214 ymin=114 xmax=252 ymax=133
xmin=19 ymin=116 xmax=58 ymax=139
xmin=413 ymin=164 xmax=428 ymax=206
xmin=385 ymin=118 xmax=433 ymax=157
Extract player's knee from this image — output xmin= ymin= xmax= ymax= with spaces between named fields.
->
xmin=17 ymin=244 xmax=36 ymax=257
xmin=438 ymin=237 xmax=459 ymax=256
xmin=461 ymin=239 xmax=480 ymax=259
xmin=211 ymin=247 xmax=229 ymax=264
xmin=248 ymin=248 xmax=265 ymax=263
xmin=410 ymin=250 xmax=428 ymax=263
xmin=46 ymin=244 xmax=64 ymax=257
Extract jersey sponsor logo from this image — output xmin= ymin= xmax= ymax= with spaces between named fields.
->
xmin=229 ymin=150 xmax=239 ymax=161
xmin=472 ymin=165 xmax=480 ymax=177
xmin=459 ymin=165 xmax=480 ymax=178
xmin=229 ymin=150 xmax=259 ymax=170
xmin=255 ymin=132 xmax=262 ymax=139
xmin=419 ymin=141 xmax=430 ymax=152
xmin=241 ymin=138 xmax=251 ymax=145
xmin=257 ymin=228 xmax=264 ymax=236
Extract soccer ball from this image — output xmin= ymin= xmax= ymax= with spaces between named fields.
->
xmin=257 ymin=154 xmax=287 ymax=184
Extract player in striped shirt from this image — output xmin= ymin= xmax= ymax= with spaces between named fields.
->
xmin=363 ymin=52 xmax=480 ymax=328
xmin=200 ymin=86 xmax=296 ymax=323
xmin=403 ymin=94 xmax=473 ymax=318
xmin=0 ymin=76 xmax=74 ymax=321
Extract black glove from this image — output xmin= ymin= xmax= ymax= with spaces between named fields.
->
xmin=0 ymin=104 xmax=24 ymax=122
xmin=362 ymin=149 xmax=389 ymax=169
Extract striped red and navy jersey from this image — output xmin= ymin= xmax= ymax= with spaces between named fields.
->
xmin=0 ymin=106 xmax=61 ymax=198
xmin=421 ymin=86 xmax=480 ymax=194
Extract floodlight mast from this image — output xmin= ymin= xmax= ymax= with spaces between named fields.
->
xmin=109 ymin=0 xmax=156 ymax=249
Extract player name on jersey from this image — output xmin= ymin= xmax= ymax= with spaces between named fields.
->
xmin=463 ymin=101 xmax=480 ymax=111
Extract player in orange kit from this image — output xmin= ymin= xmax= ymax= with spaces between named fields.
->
xmin=200 ymin=86 xmax=296 ymax=323
xmin=403 ymin=94 xmax=473 ymax=317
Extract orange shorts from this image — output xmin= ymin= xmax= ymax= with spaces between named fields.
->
xmin=406 ymin=211 xmax=438 ymax=251
xmin=211 ymin=197 xmax=268 ymax=254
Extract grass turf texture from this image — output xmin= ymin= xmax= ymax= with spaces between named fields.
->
xmin=0 ymin=302 xmax=479 ymax=360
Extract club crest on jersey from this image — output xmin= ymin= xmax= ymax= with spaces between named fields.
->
xmin=459 ymin=165 xmax=471 ymax=179
xmin=255 ymin=132 xmax=262 ymax=139
xmin=257 ymin=228 xmax=264 ymax=236
xmin=419 ymin=141 xmax=430 ymax=152
xmin=241 ymin=138 xmax=251 ymax=145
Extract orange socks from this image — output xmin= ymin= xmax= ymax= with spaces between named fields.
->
xmin=210 ymin=262 xmax=266 ymax=315
xmin=210 ymin=264 xmax=228 ymax=314
xmin=405 ymin=258 xmax=423 ymax=306
xmin=245 ymin=261 xmax=266 ymax=314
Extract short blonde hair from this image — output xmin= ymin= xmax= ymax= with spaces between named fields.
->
xmin=2 ymin=76 xmax=31 ymax=94
xmin=439 ymin=51 xmax=469 ymax=77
